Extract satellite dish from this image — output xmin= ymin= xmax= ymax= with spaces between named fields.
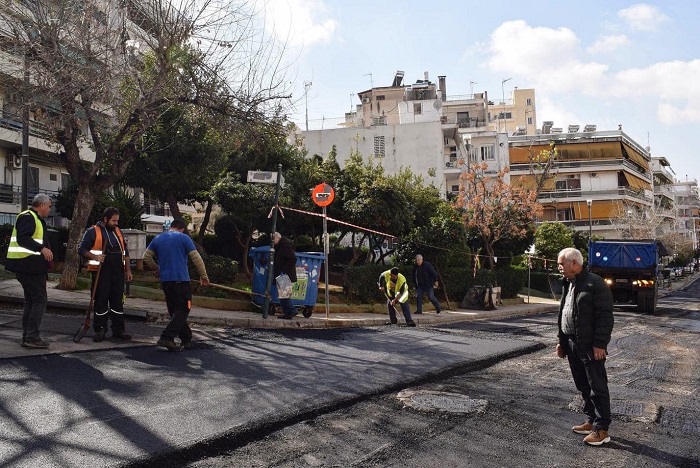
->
xmin=433 ymin=100 xmax=442 ymax=110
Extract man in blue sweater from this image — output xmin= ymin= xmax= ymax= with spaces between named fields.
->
xmin=143 ymin=219 xmax=209 ymax=351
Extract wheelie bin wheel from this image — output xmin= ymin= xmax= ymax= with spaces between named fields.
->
xmin=302 ymin=306 xmax=313 ymax=318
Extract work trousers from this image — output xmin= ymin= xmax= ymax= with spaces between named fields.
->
xmin=161 ymin=281 xmax=192 ymax=344
xmin=416 ymin=286 xmax=441 ymax=313
xmin=565 ymin=337 xmax=612 ymax=431
xmin=16 ymin=272 xmax=47 ymax=341
xmin=92 ymin=254 xmax=125 ymax=334
xmin=387 ymin=300 xmax=413 ymax=324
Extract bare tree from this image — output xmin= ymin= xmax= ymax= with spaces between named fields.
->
xmin=608 ymin=200 xmax=675 ymax=239
xmin=0 ymin=0 xmax=291 ymax=288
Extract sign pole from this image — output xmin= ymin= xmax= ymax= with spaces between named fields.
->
xmin=311 ymin=182 xmax=335 ymax=320
xmin=263 ymin=163 xmax=283 ymax=319
xmin=323 ymin=205 xmax=330 ymax=319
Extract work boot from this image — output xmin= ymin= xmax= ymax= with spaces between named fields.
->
xmin=406 ymin=320 xmax=417 ymax=327
xmin=93 ymin=329 xmax=106 ymax=343
xmin=21 ymin=338 xmax=49 ymax=349
xmin=112 ymin=331 xmax=132 ymax=341
xmin=572 ymin=421 xmax=593 ymax=435
xmin=157 ymin=337 xmax=181 ymax=351
xmin=583 ymin=429 xmax=611 ymax=446
xmin=182 ymin=341 xmax=193 ymax=350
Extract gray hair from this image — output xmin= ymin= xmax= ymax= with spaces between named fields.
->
xmin=558 ymin=247 xmax=583 ymax=265
xmin=272 ymin=232 xmax=282 ymax=241
xmin=415 ymin=254 xmax=423 ymax=261
xmin=31 ymin=193 xmax=51 ymax=208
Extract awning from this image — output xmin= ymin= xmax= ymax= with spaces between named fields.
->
xmin=623 ymin=142 xmax=650 ymax=169
xmin=622 ymin=172 xmax=651 ymax=191
xmin=512 ymin=175 xmax=556 ymax=191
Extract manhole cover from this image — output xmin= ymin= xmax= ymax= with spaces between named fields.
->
xmin=397 ymin=389 xmax=488 ymax=414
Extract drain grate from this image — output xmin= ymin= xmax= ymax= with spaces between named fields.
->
xmin=397 ymin=389 xmax=488 ymax=414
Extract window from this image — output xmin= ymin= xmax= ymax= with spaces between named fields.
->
xmin=527 ymin=117 xmax=533 ymax=125
xmin=457 ymin=112 xmax=469 ymax=124
xmin=374 ymin=135 xmax=385 ymax=158
xmin=413 ymin=103 xmax=422 ymax=114
xmin=480 ymin=145 xmax=495 ymax=161
xmin=49 ymin=173 xmax=57 ymax=181
xmin=449 ymin=146 xmax=457 ymax=160
xmin=451 ymin=185 xmax=459 ymax=192
xmin=556 ymin=208 xmax=574 ymax=221
xmin=526 ymin=98 xmax=532 ymax=106
xmin=444 ymin=136 xmax=450 ymax=146
xmin=376 ymin=95 xmax=385 ymax=100
xmin=61 ymin=173 xmax=71 ymax=189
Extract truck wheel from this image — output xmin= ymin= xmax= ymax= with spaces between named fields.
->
xmin=637 ymin=295 xmax=656 ymax=314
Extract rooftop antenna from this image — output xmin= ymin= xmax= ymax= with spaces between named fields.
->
xmin=470 ymin=80 xmax=477 ymax=95
xmin=304 ymin=80 xmax=312 ymax=131
xmin=363 ymin=72 xmax=374 ymax=89
xmin=350 ymin=93 xmax=354 ymax=112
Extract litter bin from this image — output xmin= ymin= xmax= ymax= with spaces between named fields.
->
xmin=249 ymin=246 xmax=326 ymax=317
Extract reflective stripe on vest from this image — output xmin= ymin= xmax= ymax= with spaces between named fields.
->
xmin=87 ymin=225 xmax=126 ymax=271
xmin=6 ymin=210 xmax=43 ymax=259
xmin=382 ymin=271 xmax=409 ymax=303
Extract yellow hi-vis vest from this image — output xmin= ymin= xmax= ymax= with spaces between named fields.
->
xmin=382 ymin=270 xmax=409 ymax=303
xmin=6 ymin=210 xmax=43 ymax=259
xmin=87 ymin=225 xmax=126 ymax=271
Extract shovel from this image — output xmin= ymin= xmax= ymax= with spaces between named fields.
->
xmin=72 ymin=264 xmax=102 ymax=343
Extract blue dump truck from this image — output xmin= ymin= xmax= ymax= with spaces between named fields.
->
xmin=588 ymin=239 xmax=668 ymax=313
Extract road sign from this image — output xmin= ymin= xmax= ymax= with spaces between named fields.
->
xmin=312 ymin=183 xmax=335 ymax=207
xmin=247 ymin=171 xmax=285 ymax=188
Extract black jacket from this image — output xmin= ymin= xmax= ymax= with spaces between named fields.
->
xmin=4 ymin=209 xmax=50 ymax=275
xmin=412 ymin=261 xmax=438 ymax=289
xmin=558 ymin=269 xmax=614 ymax=357
xmin=273 ymin=237 xmax=297 ymax=282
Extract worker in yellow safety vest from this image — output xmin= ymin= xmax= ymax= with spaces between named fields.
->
xmin=5 ymin=194 xmax=54 ymax=349
xmin=377 ymin=267 xmax=416 ymax=327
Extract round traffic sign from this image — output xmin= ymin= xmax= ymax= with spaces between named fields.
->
xmin=312 ymin=183 xmax=335 ymax=207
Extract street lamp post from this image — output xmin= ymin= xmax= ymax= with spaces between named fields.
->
xmin=586 ymin=199 xmax=592 ymax=240
xmin=501 ymin=78 xmax=512 ymax=133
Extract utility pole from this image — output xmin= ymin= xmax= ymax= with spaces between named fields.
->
xmin=304 ymin=81 xmax=312 ymax=131
xmin=21 ymin=52 xmax=29 ymax=210
xmin=501 ymin=78 xmax=512 ymax=133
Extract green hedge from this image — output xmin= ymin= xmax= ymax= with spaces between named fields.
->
xmin=344 ymin=264 xmax=527 ymax=304
xmin=188 ymin=254 xmax=238 ymax=285
xmin=523 ymin=270 xmax=562 ymax=294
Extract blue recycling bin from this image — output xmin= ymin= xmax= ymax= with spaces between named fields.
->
xmin=249 ymin=245 xmax=326 ymax=317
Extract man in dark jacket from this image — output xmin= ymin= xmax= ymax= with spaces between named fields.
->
xmin=556 ymin=247 xmax=614 ymax=446
xmin=412 ymin=254 xmax=441 ymax=314
xmin=5 ymin=194 xmax=54 ymax=348
xmin=272 ymin=232 xmax=297 ymax=319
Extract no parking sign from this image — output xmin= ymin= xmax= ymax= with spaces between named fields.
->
xmin=311 ymin=183 xmax=335 ymax=207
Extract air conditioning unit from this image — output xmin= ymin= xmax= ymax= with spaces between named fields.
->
xmin=9 ymin=154 xmax=22 ymax=169
xmin=362 ymin=97 xmax=370 ymax=104
xmin=445 ymin=161 xmax=454 ymax=168
xmin=567 ymin=174 xmax=578 ymax=179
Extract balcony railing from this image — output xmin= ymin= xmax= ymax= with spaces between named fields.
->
xmin=538 ymin=187 xmax=652 ymax=202
xmin=0 ymin=110 xmax=54 ymax=140
xmin=0 ymin=184 xmax=60 ymax=207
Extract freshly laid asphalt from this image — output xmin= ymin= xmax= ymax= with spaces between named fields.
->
xmin=0 ymin=274 xmax=692 ymax=467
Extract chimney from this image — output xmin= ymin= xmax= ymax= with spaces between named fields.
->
xmin=438 ymin=76 xmax=446 ymax=102
xmin=424 ymin=71 xmax=429 ymax=82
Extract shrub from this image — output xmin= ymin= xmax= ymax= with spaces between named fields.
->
xmin=189 ymin=254 xmax=239 ymax=285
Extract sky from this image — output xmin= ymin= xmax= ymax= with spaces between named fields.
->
xmin=259 ymin=0 xmax=700 ymax=182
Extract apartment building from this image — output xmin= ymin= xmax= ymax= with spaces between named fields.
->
xmin=509 ymin=124 xmax=653 ymax=238
xmin=293 ymin=71 xmax=535 ymax=198
xmin=672 ymin=178 xmax=700 ymax=249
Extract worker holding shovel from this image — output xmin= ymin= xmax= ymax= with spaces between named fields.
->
xmin=378 ymin=267 xmax=416 ymax=327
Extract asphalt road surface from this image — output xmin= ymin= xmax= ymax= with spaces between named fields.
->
xmin=183 ymin=291 xmax=700 ymax=468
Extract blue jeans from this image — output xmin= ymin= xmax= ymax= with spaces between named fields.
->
xmin=416 ymin=286 xmax=441 ymax=313
xmin=387 ymin=300 xmax=413 ymax=324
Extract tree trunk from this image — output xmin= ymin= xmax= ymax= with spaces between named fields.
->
xmin=166 ymin=194 xmax=181 ymax=220
xmin=57 ymin=183 xmax=100 ymax=290
xmin=197 ymin=198 xmax=213 ymax=245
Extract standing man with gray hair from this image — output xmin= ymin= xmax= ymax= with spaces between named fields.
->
xmin=5 ymin=194 xmax=54 ymax=349
xmin=556 ymin=247 xmax=614 ymax=446
xmin=412 ymin=254 xmax=441 ymax=314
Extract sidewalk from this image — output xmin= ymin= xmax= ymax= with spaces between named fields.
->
xmin=0 ymin=278 xmax=560 ymax=358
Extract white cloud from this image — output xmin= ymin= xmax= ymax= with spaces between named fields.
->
xmin=618 ymin=4 xmax=669 ymax=31
xmin=587 ymin=34 xmax=630 ymax=54
xmin=262 ymin=0 xmax=337 ymax=48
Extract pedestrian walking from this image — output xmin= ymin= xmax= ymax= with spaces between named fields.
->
xmin=143 ymin=219 xmax=209 ymax=351
xmin=378 ymin=267 xmax=416 ymax=327
xmin=556 ymin=247 xmax=614 ymax=446
xmin=412 ymin=254 xmax=441 ymax=314
xmin=5 ymin=194 xmax=54 ymax=348
xmin=78 ymin=207 xmax=133 ymax=342
xmin=272 ymin=232 xmax=298 ymax=319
